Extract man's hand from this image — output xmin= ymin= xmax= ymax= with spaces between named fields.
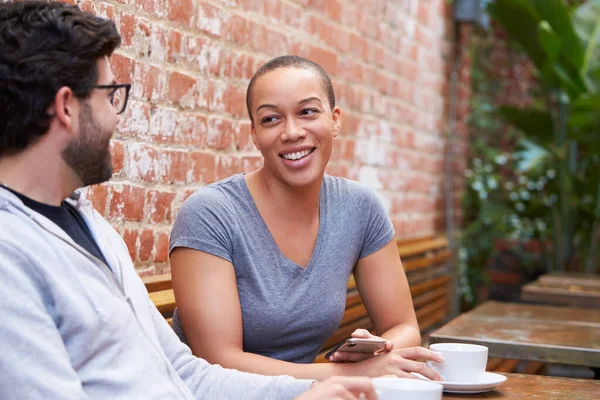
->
xmin=295 ymin=376 xmax=376 ymax=400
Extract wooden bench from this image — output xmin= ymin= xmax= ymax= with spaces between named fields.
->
xmin=143 ymin=273 xmax=175 ymax=325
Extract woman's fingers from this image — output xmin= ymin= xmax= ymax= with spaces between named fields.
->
xmin=350 ymin=329 xmax=372 ymax=339
xmin=397 ymin=346 xmax=444 ymax=363
xmin=396 ymin=357 xmax=443 ymax=381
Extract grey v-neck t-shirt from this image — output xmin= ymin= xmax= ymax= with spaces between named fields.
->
xmin=169 ymin=174 xmax=395 ymax=363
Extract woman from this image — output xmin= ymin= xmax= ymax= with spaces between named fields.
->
xmin=169 ymin=55 xmax=443 ymax=380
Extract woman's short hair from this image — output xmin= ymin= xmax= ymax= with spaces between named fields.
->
xmin=245 ymin=55 xmax=335 ymax=123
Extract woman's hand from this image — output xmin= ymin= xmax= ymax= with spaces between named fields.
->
xmin=327 ymin=329 xmax=394 ymax=362
xmin=340 ymin=346 xmax=445 ymax=381
xmin=295 ymin=377 xmax=376 ymax=400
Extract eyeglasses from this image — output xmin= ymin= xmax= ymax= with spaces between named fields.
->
xmin=95 ymin=83 xmax=131 ymax=114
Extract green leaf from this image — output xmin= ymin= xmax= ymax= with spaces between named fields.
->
xmin=531 ymin=0 xmax=585 ymax=69
xmin=574 ymin=93 xmax=600 ymax=108
xmin=498 ymin=106 xmax=554 ymax=145
xmin=488 ymin=0 xmax=546 ymax=70
xmin=573 ymin=0 xmax=600 ymax=92
xmin=538 ymin=21 xmax=562 ymax=62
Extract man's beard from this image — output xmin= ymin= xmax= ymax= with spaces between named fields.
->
xmin=61 ymin=102 xmax=113 ymax=187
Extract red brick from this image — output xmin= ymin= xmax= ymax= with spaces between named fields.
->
xmin=118 ymin=13 xmax=135 ymax=47
xmin=167 ymin=29 xmax=182 ymax=63
xmin=133 ymin=0 xmax=166 ymax=17
xmin=110 ymin=53 xmax=134 ymax=84
xmin=196 ymin=2 xmax=224 ymax=36
xmin=86 ymin=184 xmax=108 ymax=215
xmin=215 ymin=155 xmax=242 ymax=181
xmin=154 ymin=231 xmax=170 ymax=263
xmin=167 ymin=0 xmax=195 ymax=28
xmin=138 ymin=229 xmax=154 ymax=262
xmin=146 ymin=190 xmax=176 ymax=224
xmin=133 ymin=63 xmax=165 ymax=103
xmin=167 ymin=72 xmax=197 ymax=108
xmin=110 ymin=140 xmax=125 ymax=174
xmin=241 ymin=155 xmax=262 ymax=172
xmin=206 ymin=118 xmax=233 ymax=150
xmin=235 ymin=121 xmax=254 ymax=151
xmin=108 ymin=184 xmax=145 ymax=221
xmin=223 ymin=85 xmax=245 ymax=118
xmin=157 ymin=150 xmax=189 ymax=184
xmin=121 ymin=228 xmax=138 ymax=262
xmin=189 ymin=151 xmax=216 ymax=183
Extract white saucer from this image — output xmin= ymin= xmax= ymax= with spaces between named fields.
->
xmin=412 ymin=372 xmax=507 ymax=394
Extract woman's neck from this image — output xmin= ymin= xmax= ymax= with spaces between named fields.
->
xmin=246 ymin=169 xmax=322 ymax=221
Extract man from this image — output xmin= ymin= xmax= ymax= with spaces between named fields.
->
xmin=0 ymin=1 xmax=375 ymax=399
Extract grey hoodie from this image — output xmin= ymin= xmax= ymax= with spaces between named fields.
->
xmin=0 ymin=186 xmax=312 ymax=399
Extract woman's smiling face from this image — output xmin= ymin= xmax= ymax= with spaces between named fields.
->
xmin=250 ymin=67 xmax=341 ymax=188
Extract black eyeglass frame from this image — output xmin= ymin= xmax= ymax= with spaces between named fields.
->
xmin=95 ymin=83 xmax=131 ymax=115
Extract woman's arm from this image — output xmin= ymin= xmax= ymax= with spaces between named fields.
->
xmin=171 ymin=247 xmax=352 ymax=380
xmin=354 ymin=239 xmax=422 ymax=347
xmin=171 ymin=246 xmax=442 ymax=380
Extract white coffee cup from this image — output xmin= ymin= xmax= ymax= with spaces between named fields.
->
xmin=372 ymin=377 xmax=443 ymax=400
xmin=427 ymin=343 xmax=488 ymax=382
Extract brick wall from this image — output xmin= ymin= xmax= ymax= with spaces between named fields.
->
xmin=75 ymin=0 xmax=461 ymax=276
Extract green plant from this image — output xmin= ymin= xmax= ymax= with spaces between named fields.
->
xmin=458 ymin=33 xmax=554 ymax=304
xmin=488 ymin=0 xmax=600 ymax=273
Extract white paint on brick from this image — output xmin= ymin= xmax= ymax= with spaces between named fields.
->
xmin=376 ymin=191 xmax=392 ymax=214
xmin=180 ymin=82 xmax=197 ymax=109
xmin=358 ymin=167 xmax=383 ymax=190
xmin=148 ymin=26 xmax=165 ymax=63
xmin=119 ymin=102 xmax=149 ymax=137
xmin=149 ymin=109 xmax=177 ymax=141
xmin=126 ymin=143 xmax=155 ymax=180
xmin=197 ymin=43 xmax=221 ymax=72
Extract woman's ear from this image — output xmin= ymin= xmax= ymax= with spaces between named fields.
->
xmin=251 ymin=122 xmax=260 ymax=150
xmin=332 ymin=106 xmax=342 ymax=138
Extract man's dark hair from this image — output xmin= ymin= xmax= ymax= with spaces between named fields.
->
xmin=245 ymin=55 xmax=336 ymax=124
xmin=0 ymin=0 xmax=121 ymax=155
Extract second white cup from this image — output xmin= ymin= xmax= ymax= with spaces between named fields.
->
xmin=372 ymin=377 xmax=443 ymax=400
xmin=427 ymin=343 xmax=488 ymax=382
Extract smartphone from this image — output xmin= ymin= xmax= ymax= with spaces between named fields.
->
xmin=325 ymin=338 xmax=387 ymax=360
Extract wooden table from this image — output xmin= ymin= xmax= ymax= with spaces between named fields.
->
xmin=443 ymin=373 xmax=600 ymax=399
xmin=429 ymin=301 xmax=600 ymax=372
xmin=522 ymin=272 xmax=600 ymax=309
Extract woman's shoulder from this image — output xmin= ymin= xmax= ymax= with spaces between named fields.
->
xmin=324 ymin=175 xmax=380 ymax=205
xmin=180 ymin=174 xmax=246 ymax=214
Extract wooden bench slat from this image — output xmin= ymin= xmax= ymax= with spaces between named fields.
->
xmin=346 ymin=291 xmax=362 ymax=308
xmin=416 ymin=303 xmax=449 ymax=332
xmin=149 ymin=289 xmax=176 ymax=316
xmin=339 ymin=303 xmax=369 ymax=326
xmin=412 ymin=286 xmax=450 ymax=309
xmin=398 ymin=236 xmax=449 ymax=258
xmin=142 ymin=273 xmax=172 ymax=292
xmin=403 ymin=249 xmax=452 ymax=272
xmin=410 ymin=275 xmax=450 ymax=298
